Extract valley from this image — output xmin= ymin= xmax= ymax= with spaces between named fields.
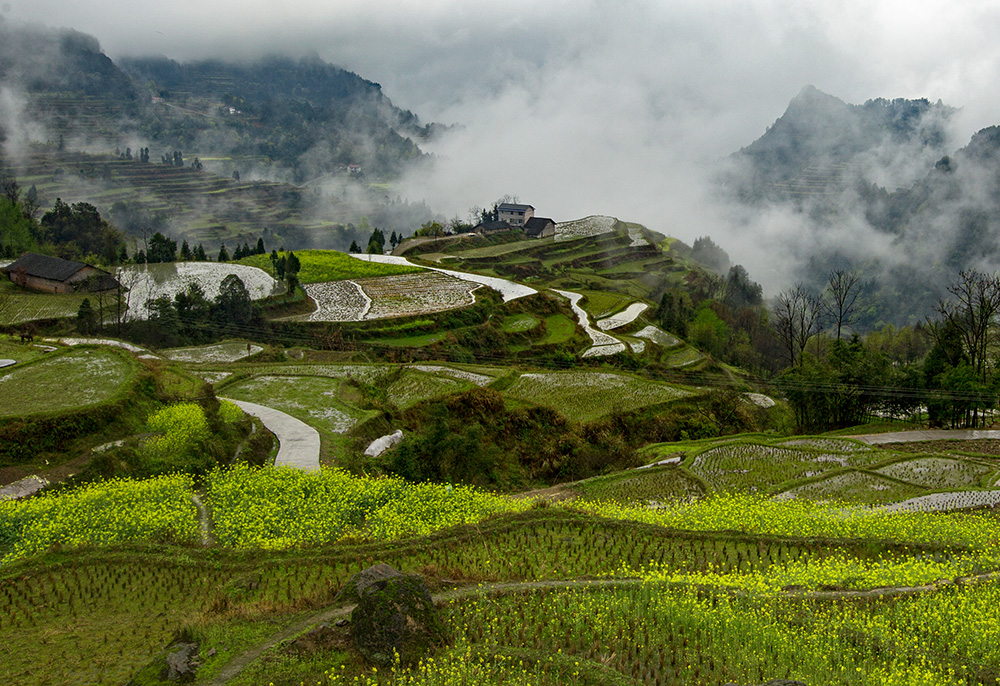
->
xmin=5 ymin=17 xmax=1000 ymax=686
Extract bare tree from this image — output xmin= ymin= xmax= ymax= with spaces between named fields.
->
xmin=935 ymin=269 xmax=1000 ymax=384
xmin=467 ymin=205 xmax=483 ymax=225
xmin=824 ymin=269 xmax=863 ymax=341
xmin=772 ymin=285 xmax=823 ymax=367
xmin=113 ymin=265 xmax=147 ymax=334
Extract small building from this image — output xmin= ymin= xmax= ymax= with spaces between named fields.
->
xmin=497 ymin=203 xmax=534 ymax=227
xmin=474 ymin=220 xmax=513 ymax=234
xmin=2 ymin=252 xmax=119 ymax=294
xmin=523 ymin=216 xmax=556 ymax=239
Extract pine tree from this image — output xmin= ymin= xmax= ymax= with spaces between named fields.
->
xmin=76 ymin=298 xmax=98 ymax=334
xmin=218 ymin=244 xmax=230 ymax=262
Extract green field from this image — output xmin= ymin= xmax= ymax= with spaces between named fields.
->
xmin=538 ymin=314 xmax=577 ymax=345
xmin=0 ymin=347 xmax=139 ymax=416
xmin=504 ymin=371 xmax=692 ymax=422
xmin=501 ymin=313 xmax=540 ymax=332
xmin=239 ymin=250 xmax=422 ymax=284
xmin=0 ymin=279 xmax=91 ymax=325
xmin=219 ymin=374 xmax=375 ymax=438
xmin=4 ymin=474 xmax=1000 ymax=684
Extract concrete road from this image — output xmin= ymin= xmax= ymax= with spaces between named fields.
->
xmin=221 ymin=398 xmax=320 ymax=471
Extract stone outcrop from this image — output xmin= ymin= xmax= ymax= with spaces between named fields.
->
xmin=349 ymin=564 xmax=447 ymax=666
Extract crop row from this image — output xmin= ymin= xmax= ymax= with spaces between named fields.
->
xmin=689 ymin=443 xmax=887 ymax=493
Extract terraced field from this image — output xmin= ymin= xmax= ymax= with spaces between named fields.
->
xmin=119 ymin=262 xmax=281 ymax=320
xmin=0 ymin=279 xmax=91 ymax=325
xmin=0 ymin=347 xmax=139 ymax=416
xmin=505 ymin=371 xmax=691 ymax=422
xmin=219 ymin=374 xmax=373 ymax=436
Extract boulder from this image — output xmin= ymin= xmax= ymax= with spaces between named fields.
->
xmin=163 ymin=642 xmax=199 ymax=682
xmin=350 ymin=564 xmax=446 ymax=666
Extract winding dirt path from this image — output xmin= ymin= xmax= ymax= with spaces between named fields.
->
xmin=190 ymin=492 xmax=214 ymax=547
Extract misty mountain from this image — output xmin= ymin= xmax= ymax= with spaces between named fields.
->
xmin=0 ymin=24 xmax=436 ymax=182
xmin=0 ymin=24 xmax=136 ymax=103
xmin=0 ymin=24 xmax=444 ymax=251
xmin=118 ymin=54 xmax=435 ymax=180
xmin=727 ymin=85 xmax=957 ymax=198
xmin=719 ymin=86 xmax=1000 ymax=327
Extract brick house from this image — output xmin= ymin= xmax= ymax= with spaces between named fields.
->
xmin=2 ymin=252 xmax=119 ymax=294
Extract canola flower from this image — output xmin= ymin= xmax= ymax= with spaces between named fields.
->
xmin=141 ymin=402 xmax=211 ymax=463
xmin=629 ymin=551 xmax=997 ymax=595
xmin=324 ymin=646 xmax=583 ymax=685
xmin=576 ymin=492 xmax=1000 ymax=549
xmin=218 ymin=398 xmax=244 ymax=424
xmin=205 ymin=464 xmax=534 ymax=549
xmin=0 ymin=473 xmax=198 ymax=564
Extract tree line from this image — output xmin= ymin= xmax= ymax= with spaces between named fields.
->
xmin=666 ymin=236 xmax=1000 ymax=432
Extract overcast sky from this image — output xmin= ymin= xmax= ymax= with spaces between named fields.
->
xmin=5 ymin=0 xmax=1000 ymax=282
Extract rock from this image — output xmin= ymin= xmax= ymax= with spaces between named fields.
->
xmin=350 ymin=564 xmax=447 ymax=666
xmin=348 ymin=562 xmax=405 ymax=599
xmin=364 ymin=430 xmax=404 ymax=457
xmin=163 ymin=642 xmax=199 ymax=682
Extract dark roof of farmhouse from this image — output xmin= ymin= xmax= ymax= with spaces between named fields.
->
xmin=498 ymin=203 xmax=534 ymax=212
xmin=524 ymin=216 xmax=554 ymax=230
xmin=1 ymin=252 xmax=96 ymax=281
xmin=476 ymin=220 xmax=513 ymax=232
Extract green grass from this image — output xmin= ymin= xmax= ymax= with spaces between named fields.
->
xmin=238 ymin=250 xmax=422 ymax=284
xmin=366 ymin=331 xmax=449 ymax=347
xmin=386 ymin=369 xmax=475 ymax=410
xmin=538 ymin=314 xmax=576 ymax=345
xmin=664 ymin=346 xmax=704 ymax=367
xmin=448 ymin=237 xmax=554 ymax=260
xmin=0 ymin=348 xmax=139 ymax=417
xmin=219 ymin=374 xmax=375 ymax=437
xmin=0 ymin=337 xmax=51 ymax=365
xmin=580 ymin=291 xmax=636 ymax=320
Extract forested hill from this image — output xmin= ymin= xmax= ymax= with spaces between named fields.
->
xmin=117 ymin=55 xmax=435 ymax=179
xmin=0 ymin=25 xmax=136 ymax=103
xmin=0 ymin=24 xmax=436 ymax=182
xmin=119 ymin=55 xmax=433 ymax=139
xmin=728 ymin=85 xmax=957 ymax=196
xmin=718 ymin=86 xmax=1000 ymax=328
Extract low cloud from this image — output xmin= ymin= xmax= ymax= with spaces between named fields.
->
xmin=4 ymin=1 xmax=1000 ymax=293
